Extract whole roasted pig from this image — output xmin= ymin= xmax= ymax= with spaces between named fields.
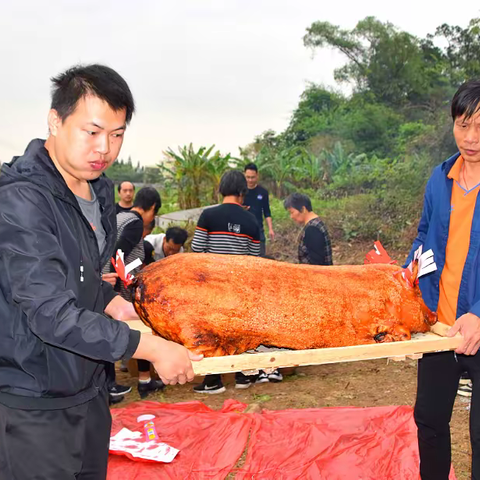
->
xmin=132 ymin=253 xmax=436 ymax=356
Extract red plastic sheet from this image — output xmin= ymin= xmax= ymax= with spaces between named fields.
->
xmin=108 ymin=402 xmax=457 ymax=480
xmin=236 ymin=405 xmax=456 ymax=480
xmin=107 ymin=399 xmax=251 ymax=480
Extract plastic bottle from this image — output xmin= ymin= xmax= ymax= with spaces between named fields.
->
xmin=137 ymin=414 xmax=158 ymax=442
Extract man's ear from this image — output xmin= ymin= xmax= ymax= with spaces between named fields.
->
xmin=47 ymin=109 xmax=62 ymax=136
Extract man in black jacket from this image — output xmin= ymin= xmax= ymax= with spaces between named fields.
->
xmin=0 ymin=64 xmax=202 ymax=480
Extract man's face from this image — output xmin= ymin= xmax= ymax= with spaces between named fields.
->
xmin=453 ymin=108 xmax=480 ymax=164
xmin=48 ymin=95 xmax=126 ymax=181
xmin=163 ymin=238 xmax=183 ymax=256
xmin=288 ymin=207 xmax=306 ymax=225
xmin=119 ymin=182 xmax=134 ymax=203
xmin=245 ymin=169 xmax=258 ymax=189
xmin=142 ymin=205 xmax=157 ymax=226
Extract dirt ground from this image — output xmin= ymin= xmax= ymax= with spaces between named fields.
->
xmin=112 ymin=232 xmax=473 ymax=478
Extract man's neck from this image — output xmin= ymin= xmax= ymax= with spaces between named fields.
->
xmin=462 ymin=157 xmax=480 ymax=190
xmin=223 ymin=196 xmax=242 ymax=205
xmin=44 ymin=137 xmax=91 ymax=200
xmin=248 ymin=183 xmax=258 ymax=190
xmin=130 ymin=206 xmax=144 ymax=217
xmin=304 ymin=212 xmax=319 ymax=225
xmin=119 ymin=200 xmax=133 ymax=208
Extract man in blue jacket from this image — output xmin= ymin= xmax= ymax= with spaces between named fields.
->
xmin=406 ymin=79 xmax=480 ymax=479
xmin=0 ymin=64 xmax=202 ymax=480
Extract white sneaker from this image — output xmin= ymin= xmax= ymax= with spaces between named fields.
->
xmin=457 ymin=382 xmax=472 ymax=397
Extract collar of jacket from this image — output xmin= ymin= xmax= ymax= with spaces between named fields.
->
xmin=0 ymin=138 xmax=116 ymax=268
xmin=440 ymin=151 xmax=461 ymax=176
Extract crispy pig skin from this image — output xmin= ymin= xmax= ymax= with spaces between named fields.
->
xmin=132 ymin=253 xmax=437 ymax=357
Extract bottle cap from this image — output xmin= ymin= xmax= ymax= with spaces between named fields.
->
xmin=137 ymin=414 xmax=156 ymax=423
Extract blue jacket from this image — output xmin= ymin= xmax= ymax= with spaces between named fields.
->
xmin=405 ymin=152 xmax=480 ymax=320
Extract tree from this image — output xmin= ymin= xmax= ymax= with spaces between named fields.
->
xmin=160 ymin=144 xmax=237 ymax=209
xmin=303 ymin=17 xmax=451 ymax=111
xmin=429 ymin=18 xmax=480 ymax=83
xmin=285 ymin=84 xmax=345 ymax=145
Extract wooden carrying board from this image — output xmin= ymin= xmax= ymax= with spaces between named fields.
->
xmin=125 ymin=321 xmax=462 ymax=376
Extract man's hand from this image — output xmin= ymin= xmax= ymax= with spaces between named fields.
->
xmin=447 ymin=312 xmax=480 ymax=355
xmin=104 ymin=295 xmax=139 ymax=321
xmin=133 ymin=333 xmax=203 ymax=385
xmin=102 ymin=272 xmax=118 ymax=287
xmin=265 ymin=217 xmax=274 ymax=242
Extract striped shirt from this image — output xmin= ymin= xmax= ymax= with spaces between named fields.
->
xmin=191 ymin=203 xmax=261 ymax=256
xmin=102 ymin=210 xmax=145 ymax=301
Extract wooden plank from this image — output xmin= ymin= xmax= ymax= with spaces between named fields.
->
xmin=124 ymin=320 xmax=463 ymax=376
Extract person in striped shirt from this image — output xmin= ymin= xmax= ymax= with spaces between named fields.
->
xmin=191 ymin=170 xmax=261 ymax=256
xmin=192 ymin=170 xmax=269 ymax=393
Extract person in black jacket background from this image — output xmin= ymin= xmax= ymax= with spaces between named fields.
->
xmin=284 ymin=192 xmax=333 ymax=266
xmin=0 ymin=64 xmax=202 ymax=480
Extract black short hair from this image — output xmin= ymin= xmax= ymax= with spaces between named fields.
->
xmin=133 ymin=187 xmax=162 ymax=214
xmin=50 ymin=64 xmax=135 ymax=124
xmin=244 ymin=163 xmax=258 ymax=173
xmin=117 ymin=181 xmax=135 ymax=193
xmin=283 ymin=192 xmax=313 ymax=212
xmin=219 ymin=170 xmax=248 ymax=197
xmin=451 ymin=80 xmax=480 ymax=121
xmin=166 ymin=227 xmax=188 ymax=245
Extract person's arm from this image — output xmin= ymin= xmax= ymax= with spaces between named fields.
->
xmin=191 ymin=211 xmax=209 ymax=253
xmin=263 ymin=190 xmax=274 ymax=241
xmin=102 ymin=273 xmax=118 ymax=289
xmin=114 ymin=217 xmax=143 ymax=259
xmin=132 ymin=333 xmax=203 ymax=385
xmin=404 ymin=177 xmax=433 ymax=267
xmin=265 ymin=217 xmax=274 ymax=241
xmin=104 ymin=285 xmax=204 ymax=384
xmin=0 ymin=185 xmax=137 ymax=363
xmin=303 ymin=226 xmax=327 ymax=265
xmin=248 ymin=222 xmax=261 ymax=257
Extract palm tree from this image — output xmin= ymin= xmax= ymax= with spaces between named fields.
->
xmin=204 ymin=151 xmax=240 ymax=204
xmin=160 ymin=144 xmax=215 ymax=209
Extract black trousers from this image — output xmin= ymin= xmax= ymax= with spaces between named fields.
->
xmin=415 ymin=351 xmax=480 ymax=479
xmin=0 ymin=387 xmax=111 ymax=480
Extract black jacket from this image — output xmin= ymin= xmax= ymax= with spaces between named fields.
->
xmin=0 ymin=139 xmax=140 ymax=409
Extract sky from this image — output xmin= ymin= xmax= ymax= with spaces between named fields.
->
xmin=0 ymin=1 xmax=479 ymax=166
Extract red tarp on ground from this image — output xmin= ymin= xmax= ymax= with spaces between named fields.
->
xmin=107 ymin=399 xmax=251 ymax=480
xmin=107 ymin=402 xmax=457 ymax=480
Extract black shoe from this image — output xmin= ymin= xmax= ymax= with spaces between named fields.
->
xmin=109 ymin=394 xmax=125 ymax=405
xmin=109 ymin=384 xmax=132 ymax=397
xmin=235 ymin=375 xmax=255 ymax=389
xmin=193 ymin=381 xmax=226 ymax=394
xmin=267 ymin=369 xmax=283 ymax=383
xmin=138 ymin=379 xmax=165 ymax=399
xmin=256 ymin=372 xmax=269 ymax=384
